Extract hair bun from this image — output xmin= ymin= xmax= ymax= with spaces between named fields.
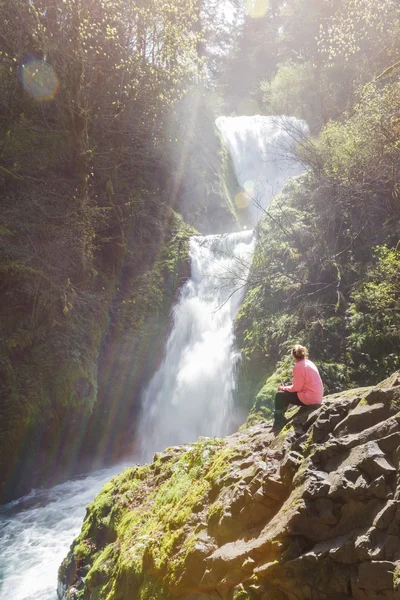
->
xmin=292 ymin=344 xmax=308 ymax=359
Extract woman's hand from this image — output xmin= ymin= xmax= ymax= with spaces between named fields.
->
xmin=278 ymin=385 xmax=286 ymax=391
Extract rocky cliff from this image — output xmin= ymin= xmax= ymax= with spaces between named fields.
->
xmin=59 ymin=372 xmax=400 ymax=600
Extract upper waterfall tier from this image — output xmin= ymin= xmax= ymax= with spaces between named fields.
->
xmin=216 ymin=115 xmax=307 ymax=226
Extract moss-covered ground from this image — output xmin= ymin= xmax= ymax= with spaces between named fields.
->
xmin=62 ymin=437 xmax=237 ymax=600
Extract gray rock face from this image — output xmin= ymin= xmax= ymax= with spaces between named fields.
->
xmin=59 ymin=372 xmax=400 ymax=600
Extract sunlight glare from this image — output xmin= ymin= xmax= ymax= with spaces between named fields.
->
xmin=245 ymin=0 xmax=269 ymax=19
xmin=235 ymin=191 xmax=250 ymax=209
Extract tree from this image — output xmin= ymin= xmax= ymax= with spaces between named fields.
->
xmin=348 ymin=245 xmax=400 ymax=383
xmin=319 ymin=0 xmax=400 ymax=67
xmin=220 ymin=1 xmax=282 ymax=113
xmin=0 ymin=0 xmax=209 ymax=501
xmin=261 ymin=61 xmax=323 ymax=131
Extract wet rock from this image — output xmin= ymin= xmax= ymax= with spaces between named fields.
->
xmin=65 ymin=587 xmax=80 ymax=600
xmin=181 ymin=541 xmax=213 ymax=585
xmin=326 ymin=531 xmax=361 ymax=564
xmin=336 ymin=499 xmax=381 ymax=535
xmin=334 ymin=400 xmax=398 ymax=437
xmin=238 ymin=500 xmax=275 ymax=529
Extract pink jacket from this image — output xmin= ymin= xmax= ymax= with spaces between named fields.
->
xmin=280 ymin=359 xmax=323 ymax=405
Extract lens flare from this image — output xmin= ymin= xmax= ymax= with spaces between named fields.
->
xmin=245 ymin=0 xmax=269 ymax=19
xmin=244 ymin=180 xmax=255 ymax=195
xmin=235 ymin=191 xmax=250 ymax=209
xmin=20 ymin=59 xmax=59 ymax=101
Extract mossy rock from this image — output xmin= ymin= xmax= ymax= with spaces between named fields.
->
xmin=60 ymin=438 xmax=237 ymax=600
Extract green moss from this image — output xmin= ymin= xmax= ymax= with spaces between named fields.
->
xmin=243 ymin=411 xmax=270 ymax=427
xmin=139 ymin=576 xmax=170 ymax=600
xmin=67 ymin=437 xmax=237 ymax=600
xmin=233 ymin=584 xmax=252 ymax=600
xmin=302 ymin=428 xmax=315 ymax=455
xmin=280 ymin=486 xmax=305 ymax=514
xmin=204 ymin=443 xmax=236 ymax=481
xmin=393 ymin=564 xmax=400 ymax=589
xmin=244 ymin=356 xmax=294 ymax=426
xmin=116 ymin=209 xmax=196 ymax=340
xmin=207 ymin=501 xmax=225 ymax=521
xmin=326 ymin=386 xmax=371 ymax=400
xmin=270 ymin=423 xmax=295 ymax=449
xmin=85 ymin=544 xmax=119 ymax=590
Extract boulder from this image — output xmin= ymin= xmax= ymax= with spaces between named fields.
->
xmin=59 ymin=373 xmax=400 ymax=600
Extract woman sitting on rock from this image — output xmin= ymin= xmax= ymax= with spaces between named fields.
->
xmin=273 ymin=344 xmax=323 ymax=431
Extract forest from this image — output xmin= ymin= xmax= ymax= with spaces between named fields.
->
xmin=1 ymin=0 xmax=400 ymax=504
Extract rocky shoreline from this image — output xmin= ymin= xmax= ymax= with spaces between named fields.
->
xmin=59 ymin=372 xmax=400 ymax=600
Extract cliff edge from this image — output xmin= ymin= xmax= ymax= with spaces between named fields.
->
xmin=59 ymin=373 xmax=400 ymax=600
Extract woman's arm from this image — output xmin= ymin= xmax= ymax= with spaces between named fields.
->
xmin=279 ymin=363 xmax=305 ymax=393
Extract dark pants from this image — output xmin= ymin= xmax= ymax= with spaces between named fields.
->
xmin=273 ymin=390 xmax=303 ymax=429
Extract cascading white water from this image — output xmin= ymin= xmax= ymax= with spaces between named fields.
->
xmin=0 ymin=464 xmax=126 ymax=600
xmin=138 ymin=231 xmax=255 ymax=460
xmin=138 ymin=115 xmax=306 ymax=457
xmin=0 ymin=115 xmax=305 ymax=600
xmin=216 ymin=115 xmax=307 ymax=225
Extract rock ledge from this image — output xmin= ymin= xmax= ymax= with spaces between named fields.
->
xmin=59 ymin=374 xmax=400 ymax=600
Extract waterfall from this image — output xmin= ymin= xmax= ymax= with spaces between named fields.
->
xmin=138 ymin=114 xmax=306 ymax=458
xmin=216 ymin=115 xmax=307 ymax=225
xmin=0 ymin=114 xmax=305 ymax=600
xmin=138 ymin=231 xmax=255 ymax=460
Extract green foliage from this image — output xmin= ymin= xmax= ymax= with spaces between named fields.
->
xmin=222 ymin=0 xmax=400 ymax=132
xmin=319 ymin=0 xmax=400 ymax=65
xmin=310 ymin=81 xmax=400 ymax=195
xmin=0 ymin=0 xmax=225 ymax=501
xmin=246 ymin=355 xmax=293 ymax=425
xmin=347 ymin=245 xmax=400 ymax=384
xmin=352 ymin=245 xmax=400 ymax=312
xmin=316 ymin=362 xmax=350 ymax=394
xmin=261 ymin=61 xmax=323 ymax=131
xmin=235 ymin=84 xmax=400 ymax=408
